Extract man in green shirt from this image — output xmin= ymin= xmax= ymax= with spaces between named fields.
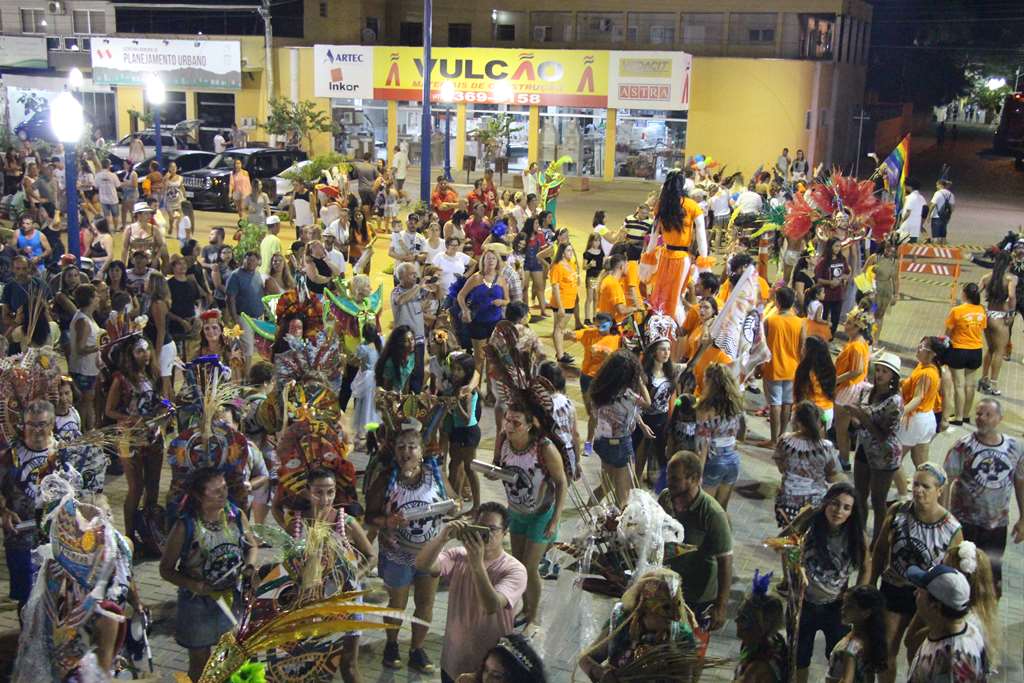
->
xmin=258 ymin=215 xmax=283 ymax=275
xmin=659 ymin=450 xmax=733 ymax=655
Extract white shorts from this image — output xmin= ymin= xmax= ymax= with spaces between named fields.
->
xmin=897 ymin=411 xmax=936 ymax=447
xmin=158 ymin=340 xmax=177 ymax=378
xmin=783 ymin=249 xmax=802 ymax=267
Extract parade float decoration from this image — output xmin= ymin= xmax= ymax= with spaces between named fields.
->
xmin=783 ymin=171 xmax=895 ymax=246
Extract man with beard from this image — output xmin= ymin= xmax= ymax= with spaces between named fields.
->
xmin=658 ymin=450 xmax=733 ymax=657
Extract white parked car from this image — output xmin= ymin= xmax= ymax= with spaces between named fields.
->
xmin=270 ymin=159 xmax=313 ymax=207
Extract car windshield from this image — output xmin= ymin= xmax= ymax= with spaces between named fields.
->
xmin=207 ymin=152 xmax=246 ymax=170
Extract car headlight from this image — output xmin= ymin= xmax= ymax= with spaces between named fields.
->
xmin=204 ymin=178 xmax=212 ymax=190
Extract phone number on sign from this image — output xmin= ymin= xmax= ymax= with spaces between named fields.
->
xmin=437 ymin=91 xmax=542 ymax=104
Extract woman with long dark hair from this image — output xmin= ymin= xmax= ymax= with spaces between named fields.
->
xmin=773 ymin=401 xmax=843 ymax=528
xmin=375 ymin=325 xmax=416 ymax=392
xmin=825 ymin=585 xmax=888 ymax=682
xmin=849 ymin=352 xmax=905 ymax=538
xmin=649 ymin=170 xmax=704 ymax=321
xmin=633 ymin=338 xmax=682 ymax=487
xmin=944 ymin=282 xmax=986 ymax=423
xmin=979 ymin=250 xmax=1016 ymax=396
xmin=897 ymin=336 xmax=945 ymax=472
xmin=143 ymin=271 xmax=177 ymax=398
xmin=589 ymin=351 xmax=653 ymax=506
xmin=549 ymin=243 xmax=580 ymax=363
xmin=461 ymin=634 xmax=547 ymax=683
xmin=814 ymin=237 xmax=850 ymax=336
xmin=794 ymin=335 xmax=837 ymax=430
xmin=520 ymin=216 xmax=549 ymax=319
xmin=780 ymin=482 xmax=870 ymax=683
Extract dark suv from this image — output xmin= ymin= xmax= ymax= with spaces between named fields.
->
xmin=180 ymin=148 xmax=307 ymax=211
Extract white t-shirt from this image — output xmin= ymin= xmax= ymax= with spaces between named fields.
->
xmin=325 ymin=247 xmax=347 ymax=275
xmin=735 ymin=190 xmax=764 ymax=215
xmin=95 ymin=169 xmax=120 ymax=205
xmin=177 ymin=213 xmax=192 ymax=240
xmin=392 ymin=151 xmax=409 ymax=180
xmin=931 ymin=189 xmax=955 ymax=216
xmin=710 ymin=190 xmax=732 ymax=217
xmin=324 ymin=219 xmax=349 ymax=246
xmin=899 ymin=190 xmax=927 ymax=237
xmin=423 ymin=238 xmax=445 ymax=264
xmin=213 ymin=134 xmax=227 ymax=153
xmin=431 ymin=250 xmax=471 ymax=294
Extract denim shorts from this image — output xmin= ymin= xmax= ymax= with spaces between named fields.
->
xmin=766 ymin=380 xmax=794 ymax=406
xmin=176 ymin=588 xmax=239 ymax=648
xmin=701 ymin=446 xmax=740 ymax=487
xmin=508 ymin=504 xmax=557 ymax=544
xmin=72 ymin=372 xmax=98 ymax=392
xmin=378 ymin=553 xmax=430 ymax=589
xmin=594 ymin=436 xmax=634 ymax=468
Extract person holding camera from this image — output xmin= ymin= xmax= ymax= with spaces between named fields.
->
xmin=415 ymin=502 xmax=527 ymax=683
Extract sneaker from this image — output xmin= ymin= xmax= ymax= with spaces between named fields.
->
xmin=382 ymin=641 xmax=402 ymax=669
xmin=583 ymin=319 xmax=593 ymax=326
xmin=558 ymin=353 xmax=575 ymax=364
xmin=408 ymin=648 xmax=435 ymax=674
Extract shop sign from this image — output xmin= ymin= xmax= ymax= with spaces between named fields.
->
xmin=372 ymin=47 xmax=610 ymax=107
xmin=607 ymin=51 xmax=691 ymax=111
xmin=313 ymin=45 xmax=375 ymax=99
xmin=0 ymin=36 xmax=48 ymax=69
xmin=90 ymin=38 xmax=241 ymax=89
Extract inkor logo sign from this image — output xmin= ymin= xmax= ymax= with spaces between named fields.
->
xmin=618 ymin=58 xmax=672 ymax=78
xmin=618 ymin=84 xmax=670 ymax=101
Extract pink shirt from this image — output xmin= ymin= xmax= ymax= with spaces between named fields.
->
xmin=229 ymin=169 xmax=252 ymax=197
xmin=438 ymin=547 xmax=527 ymax=678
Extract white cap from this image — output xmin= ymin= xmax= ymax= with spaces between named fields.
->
xmin=266 ymin=215 xmax=281 ymax=226
xmin=907 ymin=565 xmax=971 ymax=612
xmin=132 ymin=201 xmax=154 ymax=214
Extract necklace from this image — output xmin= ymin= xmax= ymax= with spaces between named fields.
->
xmin=195 ymin=508 xmax=228 ymax=555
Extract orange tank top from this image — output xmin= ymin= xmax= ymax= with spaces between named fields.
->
xmin=901 ymin=363 xmax=940 ymax=414
xmin=835 ymin=339 xmax=870 ymax=388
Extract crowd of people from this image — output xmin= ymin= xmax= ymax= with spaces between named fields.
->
xmin=0 ymin=138 xmax=1021 ymax=683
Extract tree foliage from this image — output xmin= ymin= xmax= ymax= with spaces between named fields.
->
xmin=471 ymin=114 xmax=523 ymax=169
xmin=261 ymin=98 xmax=339 ymax=152
xmin=281 ymin=151 xmax=352 ymax=186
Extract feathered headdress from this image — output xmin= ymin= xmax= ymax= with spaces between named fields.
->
xmin=484 ymin=321 xmax=576 ymax=480
xmin=783 ymin=170 xmax=895 ymax=244
xmin=276 ymin=419 xmax=356 ymax=500
xmin=0 ymin=347 xmax=62 ymax=447
xmin=275 ymin=289 xmax=325 ymax=340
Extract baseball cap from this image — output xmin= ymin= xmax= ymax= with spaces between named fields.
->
xmin=906 ymin=564 xmax=970 ymax=611
xmin=266 ymin=215 xmax=281 ymax=226
xmin=873 ymin=351 xmax=901 ymax=377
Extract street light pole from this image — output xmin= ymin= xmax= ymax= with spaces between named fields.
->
xmin=419 ymin=0 xmax=433 ymax=203
xmin=50 ymin=91 xmax=84 ymax=258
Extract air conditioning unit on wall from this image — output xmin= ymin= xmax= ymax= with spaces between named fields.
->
xmin=48 ymin=1 xmax=65 ymax=15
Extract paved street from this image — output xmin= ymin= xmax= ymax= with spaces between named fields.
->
xmin=2 ymin=125 xmax=1022 ymax=681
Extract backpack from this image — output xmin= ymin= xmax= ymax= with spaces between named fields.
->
xmin=935 ymin=191 xmax=954 ymax=221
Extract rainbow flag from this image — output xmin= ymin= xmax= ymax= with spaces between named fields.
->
xmin=882 ymin=134 xmax=910 ymax=213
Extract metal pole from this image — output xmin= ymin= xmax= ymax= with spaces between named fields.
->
xmin=444 ymin=106 xmax=452 ymax=181
xmin=853 ymin=109 xmax=868 ymax=177
xmin=419 ymin=0 xmax=433 ymax=203
xmin=64 ymin=142 xmax=81 ymax=258
xmin=260 ymin=0 xmax=274 ymax=102
xmin=154 ymin=107 xmax=163 ymax=170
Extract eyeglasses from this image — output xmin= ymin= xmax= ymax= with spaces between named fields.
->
xmin=25 ymin=420 xmax=52 ymax=429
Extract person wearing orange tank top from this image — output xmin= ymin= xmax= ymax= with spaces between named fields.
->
xmin=897 ymin=337 xmax=948 ymax=495
xmin=834 ymin=309 xmax=873 ymax=470
xmin=944 ymin=282 xmax=987 ymax=424
xmin=648 ymin=172 xmax=704 ymax=322
xmin=794 ymin=336 xmax=837 ymax=430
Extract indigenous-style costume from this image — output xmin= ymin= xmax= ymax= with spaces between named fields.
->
xmin=538 ymin=156 xmax=571 ymax=222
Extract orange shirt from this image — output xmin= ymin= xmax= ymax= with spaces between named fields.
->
xmin=548 ymin=260 xmax=579 ymax=310
xmin=598 ymin=274 xmax=628 ymax=322
xmin=658 ymin=197 xmax=703 ymax=252
xmin=717 ymin=275 xmax=771 ymax=307
xmin=901 ymin=363 xmax=941 ymax=414
xmin=809 ymin=372 xmax=834 ymax=411
xmin=685 ymin=323 xmax=704 ymax=361
xmin=763 ymin=313 xmax=804 ymax=382
xmin=681 ymin=302 xmax=700 ymax=335
xmin=693 ymin=346 xmax=732 ymax=397
xmin=945 ymin=303 xmax=987 ymax=350
xmin=575 ymin=328 xmax=621 ymax=377
xmin=620 ymin=260 xmax=641 ymax=304
xmin=835 ymin=338 xmax=870 ymax=388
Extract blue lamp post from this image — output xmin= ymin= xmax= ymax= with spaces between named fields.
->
xmin=146 ymin=75 xmax=166 ymax=169
xmin=50 ymin=91 xmax=84 ymax=258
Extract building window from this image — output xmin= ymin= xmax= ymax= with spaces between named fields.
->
xmin=21 ymin=8 xmax=46 ymax=34
xmin=531 ymin=11 xmax=573 ymax=43
xmin=449 ymin=23 xmax=471 ymax=47
xmin=627 ymin=12 xmax=676 ymax=45
xmin=730 ymin=12 xmax=777 ymax=45
xmin=576 ymin=13 xmax=625 ymax=44
xmin=196 ymin=92 xmax=235 ymax=129
xmin=797 ymin=14 xmax=834 ymax=59
xmin=400 ymin=22 xmax=423 ymax=46
xmin=616 ymin=109 xmax=687 ymax=180
xmin=496 ymin=24 xmax=515 ymax=41
xmin=73 ymin=9 xmax=107 ymax=34
xmin=364 ymin=17 xmax=380 ymax=42
xmin=145 ymin=91 xmax=187 ymax=125
xmin=319 ymin=2 xmax=327 ymax=17
xmin=682 ymin=13 xmax=724 ymax=48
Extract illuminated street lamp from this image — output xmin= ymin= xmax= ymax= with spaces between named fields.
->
xmin=439 ymin=81 xmax=456 ymax=181
xmin=986 ymin=77 xmax=1007 ymax=91
xmin=50 ymin=91 xmax=85 ymax=258
xmin=145 ymin=74 xmax=167 ymax=168
xmin=68 ymin=67 xmax=85 ymax=91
